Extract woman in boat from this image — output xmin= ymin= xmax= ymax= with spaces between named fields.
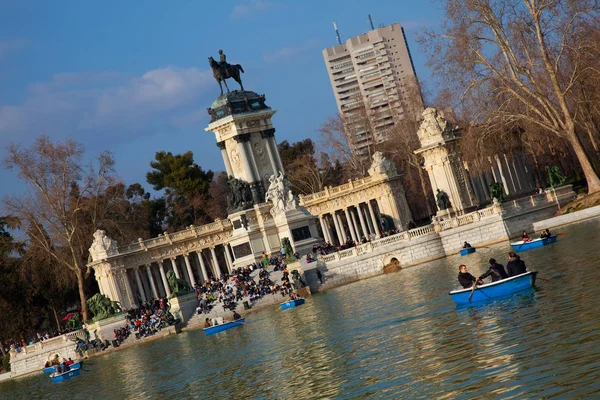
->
xmin=232 ymin=310 xmax=242 ymax=321
xmin=463 ymin=241 xmax=472 ymax=249
xmin=457 ymin=265 xmax=483 ymax=288
xmin=507 ymin=252 xmax=527 ymax=277
xmin=478 ymin=258 xmax=508 ymax=282
xmin=204 ymin=318 xmax=212 ymax=328
xmin=540 ymin=229 xmax=551 ymax=239
xmin=521 ymin=231 xmax=532 ymax=242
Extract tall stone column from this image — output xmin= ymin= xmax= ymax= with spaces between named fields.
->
xmin=367 ymin=201 xmax=381 ymax=237
xmin=356 ymin=204 xmax=368 ymax=238
xmin=146 ymin=265 xmax=159 ymax=300
xmin=350 ymin=208 xmax=361 ymax=240
xmin=106 ymin=271 xmax=121 ymax=303
xmin=344 ymin=208 xmax=358 ymax=242
xmin=210 ymin=247 xmax=221 ymax=278
xmin=494 ymin=155 xmax=510 ymax=195
xmin=217 ymin=141 xmax=233 ymax=177
xmin=196 ymin=251 xmax=209 ymax=282
xmin=134 ymin=267 xmax=147 ymax=303
xmin=170 ymin=257 xmax=181 ymax=279
xmin=331 ymin=211 xmax=343 ymax=245
xmin=318 ymin=215 xmax=330 ymax=244
xmin=336 ymin=212 xmax=348 ymax=243
xmin=261 ymin=129 xmax=280 ymax=175
xmin=183 ymin=254 xmax=197 ymax=287
xmin=121 ymin=269 xmax=136 ymax=309
xmin=158 ymin=261 xmax=172 ymax=298
xmin=263 ymin=129 xmax=284 ymax=174
xmin=224 ymin=244 xmax=234 ymax=273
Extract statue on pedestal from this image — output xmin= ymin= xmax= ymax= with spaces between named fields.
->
xmin=265 ymin=171 xmax=297 ymax=218
xmin=227 ymin=177 xmax=254 ymax=213
xmin=546 ymin=165 xmax=567 ymax=187
xmin=436 ymin=189 xmax=452 ymax=211
xmin=368 ymin=151 xmax=397 ymax=177
xmin=489 ymin=182 xmax=504 ymax=202
xmin=167 ymin=270 xmax=192 ymax=297
xmin=89 ymin=230 xmax=118 ymax=261
xmin=208 ymin=50 xmax=245 ymax=95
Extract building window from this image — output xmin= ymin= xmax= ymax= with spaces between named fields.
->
xmin=232 ymin=242 xmax=252 ymax=259
xmin=292 ymin=226 xmax=312 ymax=242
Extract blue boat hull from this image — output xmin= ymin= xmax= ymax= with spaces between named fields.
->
xmin=280 ymin=298 xmax=305 ymax=310
xmin=449 ymin=271 xmax=538 ymax=305
xmin=460 ymin=248 xmax=476 ymax=256
xmin=511 ymin=236 xmax=557 ymax=252
xmin=203 ymin=319 xmax=245 ymax=335
xmin=43 ymin=361 xmax=81 ymax=374
xmin=50 ymin=367 xmax=81 ymax=383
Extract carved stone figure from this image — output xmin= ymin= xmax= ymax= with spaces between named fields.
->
xmin=227 ymin=177 xmax=254 ymax=212
xmin=546 ymin=165 xmax=567 ymax=188
xmin=417 ymin=108 xmax=455 ymax=146
xmin=281 ymin=237 xmax=296 ymax=263
xmin=89 ymin=230 xmax=118 ymax=262
xmin=87 ymin=293 xmax=122 ymax=321
xmin=489 ymin=182 xmax=504 ymax=202
xmin=368 ymin=151 xmax=397 ymax=177
xmin=208 ymin=51 xmax=245 ymax=95
xmin=265 ymin=172 xmax=297 ymax=218
xmin=167 ymin=270 xmax=192 ymax=297
xmin=436 ymin=189 xmax=452 ymax=211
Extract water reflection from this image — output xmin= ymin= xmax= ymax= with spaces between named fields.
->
xmin=3 ymin=219 xmax=600 ymax=399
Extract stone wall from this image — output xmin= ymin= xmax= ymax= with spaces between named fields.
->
xmin=10 ymin=330 xmax=86 ymax=377
xmin=533 ymin=204 xmax=600 ymax=231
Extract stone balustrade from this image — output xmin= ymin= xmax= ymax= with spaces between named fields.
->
xmin=299 ymin=176 xmax=376 ymax=205
xmin=10 ymin=330 xmax=87 ymax=360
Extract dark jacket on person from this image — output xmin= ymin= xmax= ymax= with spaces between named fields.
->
xmin=458 ymin=272 xmax=478 ymax=289
xmin=507 ymin=257 xmax=527 ymax=277
xmin=479 ymin=263 xmax=509 ymax=282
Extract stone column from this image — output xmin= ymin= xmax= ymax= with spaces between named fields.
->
xmin=244 ymin=141 xmax=261 ymax=183
xmin=494 ymin=155 xmax=510 ymax=195
xmin=210 ymin=247 xmax=221 ymax=278
xmin=367 ymin=201 xmax=381 ymax=237
xmin=261 ymin=129 xmax=279 ymax=175
xmin=318 ymin=215 xmax=331 ymax=244
xmin=344 ymin=208 xmax=358 ymax=242
xmin=235 ymin=134 xmax=257 ymax=182
xmin=357 ymin=204 xmax=368 ymax=238
xmin=263 ymin=129 xmax=284 ymax=174
xmin=122 ymin=269 xmax=137 ymax=308
xmin=331 ymin=211 xmax=343 ymax=245
xmin=146 ymin=265 xmax=159 ymax=300
xmin=336 ymin=212 xmax=348 ymax=243
xmin=106 ymin=271 xmax=121 ymax=302
xmin=183 ymin=254 xmax=197 ymax=287
xmin=224 ymin=244 xmax=234 ymax=273
xmin=196 ymin=251 xmax=209 ymax=282
xmin=158 ymin=261 xmax=172 ymax=297
xmin=170 ymin=257 xmax=181 ymax=279
xmin=350 ymin=207 xmax=361 ymax=239
xmin=217 ymin=141 xmax=233 ymax=177
xmin=134 ymin=267 xmax=147 ymax=303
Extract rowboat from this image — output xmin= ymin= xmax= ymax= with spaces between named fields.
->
xmin=43 ymin=361 xmax=82 ymax=374
xmin=49 ymin=367 xmax=81 ymax=383
xmin=203 ymin=318 xmax=245 ymax=335
xmin=459 ymin=247 xmax=476 ymax=256
xmin=510 ymin=236 xmax=557 ymax=252
xmin=280 ymin=298 xmax=305 ymax=310
xmin=449 ymin=271 xmax=538 ymax=305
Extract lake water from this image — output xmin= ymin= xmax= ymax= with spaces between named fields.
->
xmin=2 ymin=219 xmax=600 ymax=399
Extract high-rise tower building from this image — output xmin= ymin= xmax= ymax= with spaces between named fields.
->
xmin=322 ymin=22 xmax=423 ymax=157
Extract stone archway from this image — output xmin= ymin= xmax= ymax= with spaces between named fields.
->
xmin=383 ymin=254 xmax=401 ymax=274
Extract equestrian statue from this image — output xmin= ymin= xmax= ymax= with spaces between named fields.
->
xmin=208 ymin=49 xmax=245 ymax=95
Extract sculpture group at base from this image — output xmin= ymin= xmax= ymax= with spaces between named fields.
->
xmin=87 ymin=293 xmax=122 ymax=321
xmin=436 ymin=189 xmax=452 ymax=211
xmin=167 ymin=270 xmax=193 ymax=297
xmin=265 ymin=172 xmax=297 ymax=218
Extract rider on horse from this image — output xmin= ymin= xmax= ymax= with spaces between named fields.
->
xmin=218 ymin=49 xmax=227 ymax=76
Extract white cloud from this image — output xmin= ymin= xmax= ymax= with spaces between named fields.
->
xmin=263 ymin=39 xmax=320 ymax=63
xmin=230 ymin=0 xmax=277 ymax=19
xmin=0 ymin=66 xmax=214 ymax=148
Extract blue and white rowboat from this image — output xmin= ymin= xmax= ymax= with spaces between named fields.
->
xmin=203 ymin=319 xmax=245 ymax=335
xmin=280 ymin=298 xmax=305 ymax=310
xmin=449 ymin=271 xmax=538 ymax=305
xmin=49 ymin=367 xmax=81 ymax=383
xmin=510 ymin=236 xmax=557 ymax=252
xmin=43 ymin=361 xmax=82 ymax=374
xmin=460 ymin=247 xmax=476 ymax=256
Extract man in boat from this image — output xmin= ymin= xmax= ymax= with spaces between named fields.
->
xmin=232 ymin=310 xmax=242 ymax=321
xmin=540 ymin=229 xmax=551 ymax=239
xmin=458 ymin=265 xmax=483 ymax=288
xmin=507 ymin=252 xmax=527 ymax=277
xmin=463 ymin=241 xmax=472 ymax=249
xmin=204 ymin=318 xmax=212 ymax=328
xmin=478 ymin=258 xmax=508 ymax=283
xmin=521 ymin=231 xmax=532 ymax=242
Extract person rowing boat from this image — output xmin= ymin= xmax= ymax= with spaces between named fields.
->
xmin=457 ymin=265 xmax=483 ymax=288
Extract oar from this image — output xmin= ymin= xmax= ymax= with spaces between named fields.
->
xmin=556 ymin=232 xmax=568 ymax=237
xmin=468 ymin=281 xmax=478 ymax=302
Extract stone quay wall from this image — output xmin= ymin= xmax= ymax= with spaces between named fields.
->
xmin=9 ymin=330 xmax=87 ymax=378
xmin=306 ymin=186 xmax=575 ymax=292
xmin=533 ymin=204 xmax=600 ymax=231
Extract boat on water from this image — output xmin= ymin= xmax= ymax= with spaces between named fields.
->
xmin=511 ymin=236 xmax=557 ymax=252
xmin=49 ymin=367 xmax=81 ymax=383
xmin=203 ymin=319 xmax=245 ymax=335
xmin=449 ymin=271 xmax=538 ymax=305
xmin=280 ymin=298 xmax=305 ymax=310
xmin=460 ymin=247 xmax=476 ymax=256
xmin=43 ymin=361 xmax=82 ymax=374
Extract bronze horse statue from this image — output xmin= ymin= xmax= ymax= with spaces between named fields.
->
xmin=208 ymin=57 xmax=244 ymax=95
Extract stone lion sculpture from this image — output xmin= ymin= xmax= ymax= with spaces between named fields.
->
xmin=167 ymin=270 xmax=192 ymax=297
xmin=87 ymin=293 xmax=122 ymax=321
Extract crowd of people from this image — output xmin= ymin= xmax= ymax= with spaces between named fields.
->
xmin=114 ymin=297 xmax=175 ymax=344
xmin=43 ymin=355 xmax=75 ymax=374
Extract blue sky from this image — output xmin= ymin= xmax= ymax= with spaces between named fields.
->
xmin=0 ymin=0 xmax=444 ymax=200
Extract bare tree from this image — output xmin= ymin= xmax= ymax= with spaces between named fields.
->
xmin=3 ymin=135 xmax=118 ymax=320
xmin=421 ymin=0 xmax=600 ymax=193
